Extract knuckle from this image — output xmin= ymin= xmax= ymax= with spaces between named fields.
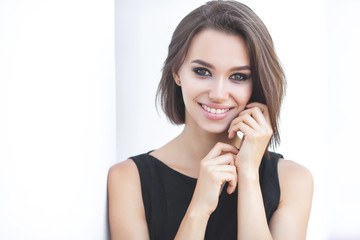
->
xmin=254 ymin=107 xmax=262 ymax=114
xmin=215 ymin=142 xmax=223 ymax=148
xmin=242 ymin=114 xmax=250 ymax=121
xmin=240 ymin=110 xmax=249 ymax=116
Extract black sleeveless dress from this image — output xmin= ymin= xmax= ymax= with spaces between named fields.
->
xmin=130 ymin=151 xmax=282 ymax=240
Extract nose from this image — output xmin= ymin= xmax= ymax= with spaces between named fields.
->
xmin=208 ymin=77 xmax=229 ymax=102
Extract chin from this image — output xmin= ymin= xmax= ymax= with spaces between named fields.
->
xmin=201 ymin=123 xmax=229 ymax=135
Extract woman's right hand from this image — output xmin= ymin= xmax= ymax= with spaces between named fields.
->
xmin=191 ymin=142 xmax=239 ymax=216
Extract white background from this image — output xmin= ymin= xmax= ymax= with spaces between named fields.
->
xmin=0 ymin=0 xmax=115 ymax=239
xmin=0 ymin=0 xmax=359 ymax=239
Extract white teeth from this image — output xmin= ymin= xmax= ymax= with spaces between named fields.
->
xmin=201 ymin=104 xmax=229 ymax=114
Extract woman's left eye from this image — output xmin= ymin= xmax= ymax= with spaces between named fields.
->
xmin=229 ymin=73 xmax=249 ymax=81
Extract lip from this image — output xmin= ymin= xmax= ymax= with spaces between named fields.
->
xmin=198 ymin=102 xmax=233 ymax=120
xmin=200 ymin=102 xmax=232 ymax=109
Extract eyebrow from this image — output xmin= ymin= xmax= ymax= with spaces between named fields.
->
xmin=190 ymin=59 xmax=251 ymax=71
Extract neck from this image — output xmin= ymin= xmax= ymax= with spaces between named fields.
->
xmin=176 ymin=122 xmax=241 ymax=163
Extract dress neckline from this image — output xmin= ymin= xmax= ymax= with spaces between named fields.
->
xmin=146 ymin=151 xmax=198 ymax=182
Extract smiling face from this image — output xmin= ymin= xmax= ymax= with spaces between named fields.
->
xmin=174 ymin=28 xmax=253 ymax=134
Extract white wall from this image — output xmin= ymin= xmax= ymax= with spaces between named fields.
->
xmin=0 ymin=0 xmax=115 ymax=239
xmin=116 ymin=0 xmax=360 ymax=239
xmin=323 ymin=1 xmax=360 ymax=239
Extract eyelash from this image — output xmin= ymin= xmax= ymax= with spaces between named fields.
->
xmin=192 ymin=67 xmax=250 ymax=81
xmin=193 ymin=68 xmax=211 ymax=77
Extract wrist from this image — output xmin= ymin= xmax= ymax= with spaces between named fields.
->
xmin=187 ymin=201 xmax=212 ymax=220
xmin=236 ymin=164 xmax=259 ymax=182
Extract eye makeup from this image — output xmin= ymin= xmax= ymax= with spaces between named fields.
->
xmin=193 ymin=67 xmax=211 ymax=77
xmin=192 ymin=67 xmax=250 ymax=82
xmin=229 ymin=73 xmax=250 ymax=81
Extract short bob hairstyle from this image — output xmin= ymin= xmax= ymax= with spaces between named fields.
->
xmin=156 ymin=0 xmax=286 ymax=148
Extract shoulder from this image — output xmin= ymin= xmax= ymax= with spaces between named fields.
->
xmin=277 ymin=158 xmax=314 ymax=198
xmin=107 ymin=158 xmax=142 ymax=210
xmin=107 ymin=158 xmax=143 ymax=210
xmin=108 ymin=159 xmax=140 ymax=187
xmin=108 ymin=152 xmax=151 ymax=180
xmin=107 ymin=159 xmax=149 ymax=239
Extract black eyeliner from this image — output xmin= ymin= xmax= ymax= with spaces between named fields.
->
xmin=193 ymin=67 xmax=211 ymax=77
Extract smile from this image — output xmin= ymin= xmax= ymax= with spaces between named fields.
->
xmin=201 ymin=104 xmax=230 ymax=114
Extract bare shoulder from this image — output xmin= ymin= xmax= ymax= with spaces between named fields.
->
xmin=277 ymin=158 xmax=314 ymax=194
xmin=107 ymin=159 xmax=149 ymax=240
xmin=108 ymin=158 xmax=139 ymax=183
xmin=107 ymin=159 xmax=141 ymax=198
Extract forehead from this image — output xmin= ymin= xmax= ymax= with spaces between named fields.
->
xmin=185 ymin=28 xmax=250 ymax=67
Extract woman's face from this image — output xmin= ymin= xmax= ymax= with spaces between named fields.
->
xmin=174 ymin=28 xmax=253 ymax=134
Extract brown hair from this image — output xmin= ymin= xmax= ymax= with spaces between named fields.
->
xmin=156 ymin=0 xmax=286 ymax=148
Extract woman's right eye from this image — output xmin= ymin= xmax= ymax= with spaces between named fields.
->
xmin=193 ymin=68 xmax=211 ymax=77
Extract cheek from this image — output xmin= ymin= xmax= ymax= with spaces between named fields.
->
xmin=180 ymin=78 xmax=206 ymax=100
xmin=180 ymin=81 xmax=197 ymax=106
xmin=234 ymin=83 xmax=253 ymax=105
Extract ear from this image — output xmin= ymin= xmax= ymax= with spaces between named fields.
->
xmin=172 ymin=72 xmax=181 ymax=86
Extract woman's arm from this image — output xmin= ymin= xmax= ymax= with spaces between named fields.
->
xmin=228 ymin=102 xmax=275 ymax=239
xmin=173 ymin=201 xmax=211 ymax=239
xmin=236 ymin=158 xmax=313 ymax=240
xmin=229 ymin=102 xmax=313 ymax=239
xmin=269 ymin=159 xmax=313 ymax=239
xmin=107 ymin=159 xmax=150 ymax=240
xmin=175 ymin=142 xmax=239 ymax=239
xmin=236 ymin=165 xmax=273 ymax=239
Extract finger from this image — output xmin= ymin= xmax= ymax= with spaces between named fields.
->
xmin=210 ymin=163 xmax=237 ymax=173
xmin=228 ymin=121 xmax=254 ymax=139
xmin=229 ymin=105 xmax=265 ymax=132
xmin=246 ymin=102 xmax=271 ymax=124
xmin=246 ymin=102 xmax=267 ymax=112
xmin=228 ymin=116 xmax=257 ymax=139
xmin=228 ymin=114 xmax=261 ymax=138
xmin=212 ymin=170 xmax=237 ymax=194
xmin=227 ymin=183 xmax=237 ymax=195
xmin=205 ymin=153 xmax=236 ymax=166
xmin=205 ymin=142 xmax=239 ymax=159
xmin=239 ymin=107 xmax=269 ymax=128
xmin=217 ymin=172 xmax=237 ymax=195
xmin=228 ymin=116 xmax=245 ymax=139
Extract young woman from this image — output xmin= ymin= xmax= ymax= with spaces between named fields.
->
xmin=108 ymin=1 xmax=313 ymax=239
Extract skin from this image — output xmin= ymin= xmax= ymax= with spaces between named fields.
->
xmin=108 ymin=29 xmax=313 ymax=239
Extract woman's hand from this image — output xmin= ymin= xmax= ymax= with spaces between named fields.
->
xmin=191 ymin=142 xmax=239 ymax=216
xmin=228 ymin=102 xmax=273 ymax=173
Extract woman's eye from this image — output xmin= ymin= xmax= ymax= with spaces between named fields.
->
xmin=229 ymin=73 xmax=249 ymax=81
xmin=193 ymin=68 xmax=211 ymax=77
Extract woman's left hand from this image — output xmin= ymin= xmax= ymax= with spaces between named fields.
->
xmin=227 ymin=102 xmax=273 ymax=174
